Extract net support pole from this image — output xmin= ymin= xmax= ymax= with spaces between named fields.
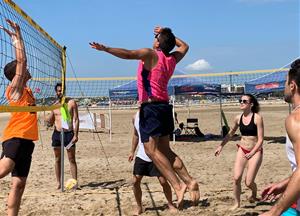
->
xmin=109 ymin=99 xmax=112 ymax=142
xmin=172 ymin=95 xmax=175 ymax=145
xmin=219 ymin=93 xmax=223 ymax=136
xmin=60 ymin=130 xmax=65 ymax=192
xmin=187 ymin=99 xmax=190 ymax=117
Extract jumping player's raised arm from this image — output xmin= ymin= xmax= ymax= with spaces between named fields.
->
xmin=89 ymin=42 xmax=157 ymax=72
xmin=0 ymin=19 xmax=28 ymax=100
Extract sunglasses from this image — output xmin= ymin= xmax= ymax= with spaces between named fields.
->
xmin=239 ymin=99 xmax=250 ymax=104
xmin=154 ymin=33 xmax=160 ymax=40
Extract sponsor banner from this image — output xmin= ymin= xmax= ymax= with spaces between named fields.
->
xmin=255 ymin=82 xmax=279 ymax=90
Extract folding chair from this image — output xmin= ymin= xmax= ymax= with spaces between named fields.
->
xmin=184 ymin=118 xmax=198 ymax=135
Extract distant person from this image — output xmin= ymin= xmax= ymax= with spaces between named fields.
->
xmin=90 ymin=26 xmax=200 ymax=207
xmin=174 ymin=112 xmax=179 ymax=124
xmin=215 ymin=94 xmax=264 ymax=210
xmin=260 ymin=59 xmax=300 ymax=216
xmin=47 ymin=83 xmax=79 ymax=189
xmin=128 ymin=111 xmax=177 ymax=215
xmin=0 ymin=19 xmax=38 ymax=216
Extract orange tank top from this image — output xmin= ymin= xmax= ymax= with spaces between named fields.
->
xmin=2 ymin=85 xmax=38 ymax=142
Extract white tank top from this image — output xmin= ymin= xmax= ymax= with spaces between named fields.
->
xmin=286 ymin=134 xmax=300 ymax=211
xmin=134 ymin=112 xmax=152 ymax=162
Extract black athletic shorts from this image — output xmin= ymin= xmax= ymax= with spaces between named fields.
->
xmin=52 ymin=130 xmax=75 ymax=148
xmin=1 ymin=138 xmax=35 ymax=177
xmin=133 ymin=157 xmax=161 ymax=177
xmin=139 ymin=102 xmax=174 ymax=143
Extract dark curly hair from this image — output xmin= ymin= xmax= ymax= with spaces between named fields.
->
xmin=158 ymin=28 xmax=176 ymax=55
xmin=4 ymin=60 xmax=17 ymax=81
xmin=288 ymin=59 xmax=300 ymax=93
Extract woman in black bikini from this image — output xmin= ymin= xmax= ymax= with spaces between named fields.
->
xmin=215 ymin=94 xmax=264 ymax=210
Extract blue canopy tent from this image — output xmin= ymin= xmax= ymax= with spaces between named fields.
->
xmin=109 ymin=70 xmax=221 ymax=99
xmin=108 ymin=71 xmax=223 ymax=141
xmin=245 ymin=71 xmax=287 ymax=95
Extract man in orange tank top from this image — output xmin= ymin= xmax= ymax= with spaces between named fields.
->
xmin=0 ymin=19 xmax=38 ymax=216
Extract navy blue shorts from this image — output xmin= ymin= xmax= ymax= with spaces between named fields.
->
xmin=52 ymin=130 xmax=75 ymax=148
xmin=133 ymin=157 xmax=161 ymax=177
xmin=1 ymin=138 xmax=35 ymax=177
xmin=139 ymin=102 xmax=174 ymax=143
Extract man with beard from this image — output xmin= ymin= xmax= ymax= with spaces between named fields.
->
xmin=47 ymin=83 xmax=79 ymax=189
xmin=260 ymin=59 xmax=300 ymax=216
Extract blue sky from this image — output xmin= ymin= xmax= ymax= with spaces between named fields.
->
xmin=13 ymin=0 xmax=299 ymax=77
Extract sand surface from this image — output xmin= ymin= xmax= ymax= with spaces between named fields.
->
xmin=0 ymin=103 xmax=292 ymax=216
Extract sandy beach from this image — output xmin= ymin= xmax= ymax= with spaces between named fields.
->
xmin=0 ymin=102 xmax=292 ymax=216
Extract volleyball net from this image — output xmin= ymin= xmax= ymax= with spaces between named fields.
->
xmin=0 ymin=0 xmax=65 ymax=112
xmin=66 ymin=68 xmax=289 ymax=103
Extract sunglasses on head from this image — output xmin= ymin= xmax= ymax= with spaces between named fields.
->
xmin=239 ymin=99 xmax=250 ymax=104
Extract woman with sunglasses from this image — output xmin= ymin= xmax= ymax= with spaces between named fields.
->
xmin=215 ymin=94 xmax=264 ymax=210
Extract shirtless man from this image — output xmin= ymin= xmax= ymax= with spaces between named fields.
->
xmin=47 ymin=83 xmax=79 ymax=189
xmin=260 ymin=59 xmax=300 ymax=216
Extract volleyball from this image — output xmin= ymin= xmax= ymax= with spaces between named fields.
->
xmin=65 ymin=178 xmax=78 ymax=191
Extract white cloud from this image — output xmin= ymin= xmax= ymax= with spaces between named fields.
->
xmin=185 ymin=59 xmax=212 ymax=71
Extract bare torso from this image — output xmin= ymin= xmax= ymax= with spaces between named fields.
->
xmin=239 ymin=113 xmax=259 ymax=150
xmin=240 ymin=136 xmax=258 ymax=149
xmin=53 ymin=100 xmax=75 ymax=132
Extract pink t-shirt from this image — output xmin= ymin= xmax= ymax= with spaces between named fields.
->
xmin=137 ymin=50 xmax=176 ymax=102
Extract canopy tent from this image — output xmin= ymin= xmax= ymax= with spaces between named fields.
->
xmin=174 ymin=83 xmax=221 ymax=95
xmin=245 ymin=70 xmax=287 ymax=94
xmin=107 ymin=71 xmax=222 ymax=142
xmin=109 ymin=70 xmax=221 ymax=99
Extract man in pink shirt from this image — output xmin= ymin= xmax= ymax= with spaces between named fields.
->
xmin=90 ymin=26 xmax=200 ymax=208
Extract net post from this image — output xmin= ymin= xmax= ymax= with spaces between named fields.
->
xmin=60 ymin=130 xmax=65 ymax=192
xmin=172 ymin=95 xmax=175 ymax=145
xmin=109 ymin=99 xmax=112 ymax=142
xmin=61 ymin=46 xmax=67 ymax=98
xmin=219 ymin=93 xmax=223 ymax=136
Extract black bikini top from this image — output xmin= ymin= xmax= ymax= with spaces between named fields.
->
xmin=239 ymin=113 xmax=257 ymax=136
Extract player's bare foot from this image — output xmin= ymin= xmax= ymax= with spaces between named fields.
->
xmin=168 ymin=203 xmax=178 ymax=213
xmin=188 ymin=179 xmax=200 ymax=206
xmin=248 ymin=196 xmax=260 ymax=203
xmin=133 ymin=206 xmax=143 ymax=216
xmin=229 ymin=203 xmax=239 ymax=211
xmin=56 ymin=183 xmax=61 ymax=190
xmin=176 ymin=183 xmax=187 ymax=210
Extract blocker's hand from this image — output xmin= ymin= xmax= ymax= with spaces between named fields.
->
xmin=0 ymin=19 xmax=18 ymax=38
xmin=154 ymin=26 xmax=163 ymax=34
xmin=89 ymin=42 xmax=107 ymax=51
